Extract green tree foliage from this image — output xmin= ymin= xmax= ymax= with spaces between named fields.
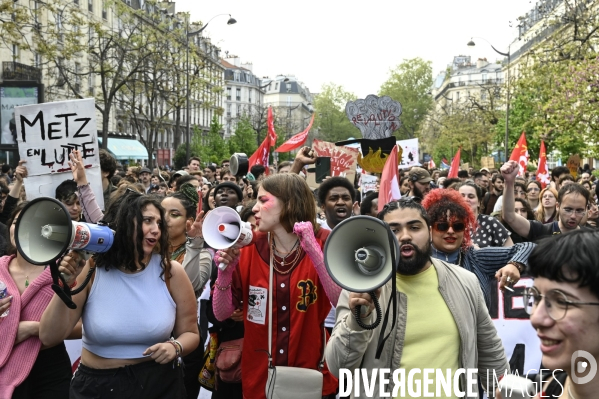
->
xmin=379 ymin=58 xmax=434 ymax=139
xmin=496 ymin=0 xmax=599 ymax=160
xmin=229 ymin=115 xmax=257 ymax=155
xmin=313 ymin=83 xmax=358 ymax=142
xmin=193 ymin=115 xmax=227 ymax=164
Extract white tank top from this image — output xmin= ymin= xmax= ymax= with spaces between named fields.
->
xmin=82 ymin=254 xmax=176 ymax=359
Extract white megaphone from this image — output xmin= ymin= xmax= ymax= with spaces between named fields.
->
xmin=324 ymin=215 xmax=399 ymax=329
xmin=203 ymin=206 xmax=253 ymax=270
xmin=14 ymin=197 xmax=114 ymax=308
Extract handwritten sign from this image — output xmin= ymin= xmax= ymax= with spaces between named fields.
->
xmin=397 ymin=138 xmax=419 ymax=168
xmin=345 ymin=95 xmax=402 ymax=139
xmin=15 ymin=99 xmax=104 ymax=209
xmin=307 ymin=139 xmax=359 ymax=189
xmin=360 ymin=174 xmax=378 ymax=194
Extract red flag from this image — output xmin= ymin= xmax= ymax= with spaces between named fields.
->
xmin=448 ymin=148 xmax=461 ymax=178
xmin=536 ymin=141 xmax=550 ymax=188
xmin=248 ymin=135 xmax=271 ymax=174
xmin=509 ymin=132 xmax=529 ymax=176
xmin=275 ymin=114 xmax=314 ymax=153
xmin=267 ymin=107 xmax=277 ymax=146
xmin=378 ymin=145 xmax=401 ymax=212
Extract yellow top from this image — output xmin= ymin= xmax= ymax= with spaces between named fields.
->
xmin=395 ymin=265 xmax=460 ymax=399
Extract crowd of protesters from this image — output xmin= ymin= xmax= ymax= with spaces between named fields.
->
xmin=0 ymin=146 xmax=597 ymax=399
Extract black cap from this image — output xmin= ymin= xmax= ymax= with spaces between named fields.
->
xmin=214 ymin=181 xmax=243 ymax=202
xmin=139 ymin=167 xmax=151 ymax=175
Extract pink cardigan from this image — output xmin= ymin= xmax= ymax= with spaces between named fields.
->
xmin=0 ymin=255 xmax=55 ymax=397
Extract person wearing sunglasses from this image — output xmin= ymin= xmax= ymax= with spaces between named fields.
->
xmin=422 ymin=189 xmax=535 ymax=309
xmin=326 ymin=196 xmax=509 ymax=397
xmin=496 ymin=229 xmax=599 ymax=399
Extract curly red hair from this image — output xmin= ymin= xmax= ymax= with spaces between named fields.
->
xmin=421 ymin=189 xmax=477 ymax=249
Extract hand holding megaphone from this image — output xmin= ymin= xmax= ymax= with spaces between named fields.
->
xmin=58 ymin=251 xmax=87 ymax=286
xmin=203 ymin=207 xmax=253 ymax=270
xmin=349 ymin=289 xmax=382 ymax=319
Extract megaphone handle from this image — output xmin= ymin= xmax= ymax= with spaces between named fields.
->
xmin=354 ymin=291 xmax=382 ymax=330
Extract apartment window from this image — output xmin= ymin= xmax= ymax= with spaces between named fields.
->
xmin=236 ymin=88 xmax=241 ymax=101
xmin=226 ymin=104 xmax=231 ymax=116
xmin=88 ymin=75 xmax=94 ymax=96
xmin=275 ymin=83 xmax=278 ymax=90
xmin=248 ymin=89 xmax=252 ymax=103
xmin=237 ymin=105 xmax=241 ymax=116
xmin=56 ymin=13 xmax=63 ymax=42
xmin=455 ymin=92 xmax=460 ymax=100
xmin=482 ymin=73 xmax=487 ymax=83
xmin=34 ymin=52 xmax=41 ymax=68
xmin=226 ymin=87 xmax=231 ymax=100
xmin=88 ymin=0 xmax=93 ymax=12
xmin=11 ymin=44 xmax=19 ymax=60
xmin=102 ymin=1 xmax=107 ymax=19
xmin=481 ymin=90 xmax=487 ymax=101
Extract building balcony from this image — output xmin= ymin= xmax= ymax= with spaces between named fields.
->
xmin=2 ymin=61 xmax=42 ymax=82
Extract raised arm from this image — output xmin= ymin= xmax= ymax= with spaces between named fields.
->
xmin=294 ymin=222 xmax=341 ymax=306
xmin=69 ymin=150 xmax=104 ymax=223
xmin=0 ymin=160 xmax=27 ymax=224
xmin=500 ymin=161 xmax=531 ymax=238
xmin=290 ymin=146 xmax=317 ymax=174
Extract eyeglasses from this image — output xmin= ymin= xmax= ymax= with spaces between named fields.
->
xmin=561 ymin=208 xmax=586 ymax=217
xmin=527 ymin=187 xmax=540 ymax=192
xmin=524 ymin=286 xmax=599 ymax=321
xmin=433 ymin=221 xmax=466 ymax=232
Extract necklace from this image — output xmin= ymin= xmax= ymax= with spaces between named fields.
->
xmin=170 ymin=242 xmax=187 ymax=261
xmin=271 ymin=242 xmax=303 ymax=274
xmin=272 ymin=239 xmax=299 ymax=266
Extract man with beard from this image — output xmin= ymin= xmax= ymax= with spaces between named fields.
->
xmin=407 ymin=167 xmax=432 ymax=199
xmin=482 ymin=174 xmax=504 ymax=215
xmin=501 ymin=160 xmax=590 ymax=241
xmin=325 ymin=197 xmax=509 ymax=398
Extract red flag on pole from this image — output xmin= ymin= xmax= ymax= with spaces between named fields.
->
xmin=248 ymin=135 xmax=271 ymax=174
xmin=509 ymin=132 xmax=529 ymax=176
xmin=447 ymin=148 xmax=461 ymax=178
xmin=275 ymin=114 xmax=314 ymax=153
xmin=267 ymin=106 xmax=277 ymax=146
xmin=536 ymin=140 xmax=550 ymax=189
xmin=378 ymin=145 xmax=401 ymax=212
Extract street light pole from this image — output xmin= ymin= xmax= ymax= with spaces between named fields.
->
xmin=186 ymin=14 xmax=236 ymax=164
xmin=467 ymin=37 xmax=510 ymax=162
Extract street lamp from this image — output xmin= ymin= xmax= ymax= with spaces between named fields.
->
xmin=186 ymin=14 xmax=236 ymax=164
xmin=468 ymin=37 xmax=511 ymax=162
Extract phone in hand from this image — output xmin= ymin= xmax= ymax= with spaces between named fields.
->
xmin=315 ymin=157 xmax=331 ymax=183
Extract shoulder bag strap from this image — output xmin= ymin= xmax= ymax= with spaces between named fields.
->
xmin=268 ymin=233 xmax=274 ymax=368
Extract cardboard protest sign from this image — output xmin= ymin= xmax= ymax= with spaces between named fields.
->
xmin=461 ymin=162 xmax=469 ymax=171
xmin=567 ymin=154 xmax=580 ymax=178
xmin=307 ymin=139 xmax=359 ymax=189
xmin=360 ymin=174 xmax=378 ymax=194
xmin=15 ymin=99 xmax=104 ymax=210
xmin=481 ymin=156 xmax=495 ymax=170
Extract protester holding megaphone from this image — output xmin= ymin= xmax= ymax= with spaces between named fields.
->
xmin=211 ymin=173 xmax=341 ymax=399
xmin=40 ymin=191 xmax=200 ymax=398
xmin=0 ymin=201 xmax=73 ymax=398
xmin=326 ymin=197 xmax=509 ymax=397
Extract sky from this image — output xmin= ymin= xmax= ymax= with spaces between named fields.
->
xmin=174 ymin=0 xmax=536 ymax=98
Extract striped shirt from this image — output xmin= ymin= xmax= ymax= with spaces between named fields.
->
xmin=431 ymin=242 xmax=536 ymax=309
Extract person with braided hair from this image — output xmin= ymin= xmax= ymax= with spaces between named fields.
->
xmin=161 ymin=183 xmax=213 ymax=399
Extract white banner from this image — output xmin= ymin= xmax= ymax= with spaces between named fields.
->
xmin=15 ymin=99 xmax=104 ymax=210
